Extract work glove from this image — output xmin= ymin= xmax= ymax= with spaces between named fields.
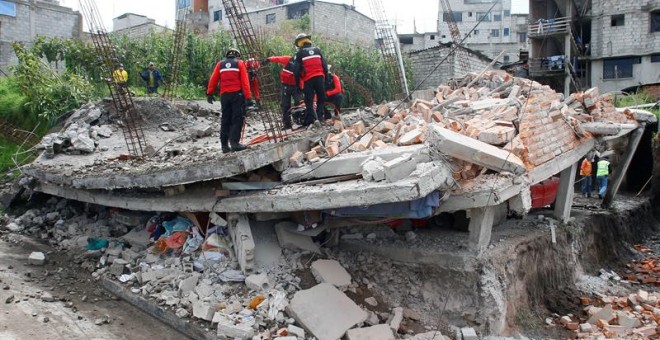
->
xmin=260 ymin=58 xmax=269 ymax=65
xmin=207 ymin=94 xmax=214 ymax=104
xmin=246 ymin=99 xmax=256 ymax=107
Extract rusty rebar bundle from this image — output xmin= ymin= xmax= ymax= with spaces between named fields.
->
xmin=222 ymin=0 xmax=285 ymax=143
xmin=163 ymin=12 xmax=188 ymax=101
xmin=79 ymin=0 xmax=148 ymax=158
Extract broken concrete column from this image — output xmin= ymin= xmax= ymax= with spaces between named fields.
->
xmin=581 ymin=122 xmax=637 ymax=136
xmin=553 ymin=163 xmax=577 ymax=223
xmin=428 ymin=125 xmax=526 ymax=174
xmin=227 ymin=213 xmax=255 ymax=274
xmin=468 ymin=206 xmax=496 ymax=252
xmin=287 ymin=283 xmax=368 ymax=340
xmin=508 ymin=185 xmax=532 ymax=217
xmin=602 ymin=124 xmax=646 ymax=209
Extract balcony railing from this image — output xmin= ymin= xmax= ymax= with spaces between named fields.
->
xmin=528 ymin=16 xmax=571 ymax=38
xmin=528 ymin=56 xmax=565 ymax=76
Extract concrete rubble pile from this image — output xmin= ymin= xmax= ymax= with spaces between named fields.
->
xmin=3 ymin=196 xmax=453 ymax=340
xmin=287 ymin=70 xmax=639 ymax=186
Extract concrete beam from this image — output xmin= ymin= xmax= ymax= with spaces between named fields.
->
xmin=468 ymin=206 xmax=496 ymax=253
xmin=602 ymin=124 xmax=646 ymax=209
xmin=528 ymin=139 xmax=594 ymax=185
xmin=428 ymin=125 xmax=526 ymax=175
xmin=25 ymin=137 xmax=310 ymax=190
xmin=436 ymin=176 xmax=521 ymax=213
xmin=553 ymin=163 xmax=577 ymax=223
xmin=281 ymin=145 xmax=430 ymax=182
xmin=35 ymin=182 xmax=217 ymax=212
xmin=227 ymin=213 xmax=255 ymax=274
xmin=581 ymin=122 xmax=638 ymax=136
xmin=616 ymin=108 xmax=657 ymax=123
xmin=217 ymin=161 xmax=453 ymax=213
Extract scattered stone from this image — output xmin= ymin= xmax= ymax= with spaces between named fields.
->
xmin=245 ymin=273 xmax=270 ymax=291
xmin=41 ymin=292 xmax=55 ymax=302
xmin=28 ymin=252 xmax=45 ymax=265
xmin=5 ymin=295 xmax=14 ymax=304
xmin=176 ymin=308 xmax=189 ymax=318
xmin=389 ymin=307 xmax=403 ymax=332
xmin=310 ymin=259 xmax=352 ymax=290
xmin=94 ymin=318 xmax=105 ymax=326
xmin=178 ymin=274 xmax=200 ymax=295
xmin=364 ymin=297 xmax=378 ymax=307
xmin=193 ymin=301 xmax=215 ymax=321
xmin=42 ymin=316 xmax=49 ymax=323
xmin=405 ymin=231 xmax=417 ymax=242
xmin=403 ymin=308 xmax=422 ymax=321
xmin=461 ymin=327 xmax=478 ymax=340
xmin=287 ymin=324 xmax=305 ymax=338
xmin=346 ymin=324 xmax=395 ymax=340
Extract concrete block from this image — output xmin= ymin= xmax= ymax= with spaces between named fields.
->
xmin=192 ymin=301 xmax=216 ymax=321
xmin=209 ymin=212 xmax=228 ymax=227
xmin=479 ymin=125 xmax=516 ymax=145
xmin=287 ymin=324 xmax=305 ymax=338
xmin=389 ymin=307 xmax=403 ymax=332
xmin=274 ymin=221 xmax=320 ymax=253
xmin=289 ymin=151 xmax=304 ymax=168
xmin=310 ymin=259 xmax=352 ymax=289
xmin=245 ymin=273 xmax=270 ymax=291
xmin=346 ymin=324 xmax=395 ymax=340
xmin=28 ymin=252 xmax=45 ymax=265
xmin=227 ymin=213 xmax=255 ymax=274
xmin=109 ymin=259 xmax=126 ymax=276
xmin=179 ymin=274 xmax=200 ymax=294
xmin=468 ymin=206 xmax=495 ymax=252
xmin=383 ymin=154 xmax=417 ymax=183
xmin=616 ymin=311 xmax=641 ymax=328
xmin=461 ymin=327 xmax=478 ymax=340
xmin=361 ymin=158 xmax=386 ymax=182
xmin=288 ymin=283 xmax=368 ymax=340
xmin=398 ymin=129 xmax=423 ymax=146
xmin=216 ymin=314 xmax=255 ymax=338
xmin=587 ymin=304 xmax=614 ymax=324
xmin=429 ymin=125 xmax=526 ymax=174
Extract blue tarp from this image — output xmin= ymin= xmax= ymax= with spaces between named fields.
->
xmin=0 ymin=1 xmax=16 ymax=17
xmin=326 ymin=192 xmax=441 ymax=219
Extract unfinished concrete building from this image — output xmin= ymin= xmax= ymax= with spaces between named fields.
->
xmin=528 ymin=0 xmax=660 ymax=96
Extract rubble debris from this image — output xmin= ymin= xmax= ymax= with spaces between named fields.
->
xmin=288 ymin=283 xmax=368 ymax=340
xmin=310 ymin=259 xmax=352 ymax=290
xmin=28 ymin=252 xmax=45 ymax=265
xmin=461 ymin=327 xmax=478 ymax=340
xmin=245 ymin=273 xmax=270 ymax=291
xmin=389 ymin=306 xmax=404 ymax=332
xmin=274 ymin=221 xmax=320 ymax=253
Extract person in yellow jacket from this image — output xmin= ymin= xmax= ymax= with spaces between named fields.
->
xmin=596 ymin=157 xmax=610 ymax=199
xmin=113 ymin=64 xmax=128 ymax=83
xmin=580 ymin=157 xmax=592 ymax=197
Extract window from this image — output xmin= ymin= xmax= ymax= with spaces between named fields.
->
xmin=443 ymin=12 xmax=462 ymax=22
xmin=430 ymin=34 xmax=435 ymax=40
xmin=611 ymin=14 xmax=625 ymax=27
xmin=491 ymin=29 xmax=499 ymax=37
xmin=0 ymin=0 xmax=16 ymax=17
xmin=503 ymin=27 xmax=510 ymax=36
xmin=652 ymin=10 xmax=660 ymax=32
xmin=468 ymin=12 xmax=473 ymax=17
xmin=518 ymin=31 xmax=527 ymax=42
xmin=399 ymin=37 xmax=413 ymax=44
xmin=504 ymin=10 xmax=510 ymax=16
xmin=266 ymin=13 xmax=276 ymax=24
xmin=651 ymin=54 xmax=660 ymax=63
xmin=287 ymin=2 xmax=309 ymax=19
xmin=474 ymin=29 xmax=479 ymax=35
xmin=603 ymin=57 xmax=640 ymax=79
xmin=494 ymin=14 xmax=502 ymax=21
xmin=213 ymin=10 xmax=222 ymax=22
xmin=477 ymin=12 xmax=491 ymax=22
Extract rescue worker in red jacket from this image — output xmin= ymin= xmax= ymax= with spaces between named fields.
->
xmin=324 ymin=65 xmax=343 ymax=118
xmin=293 ymin=33 xmax=328 ymax=126
xmin=245 ymin=58 xmax=261 ymax=104
xmin=206 ymin=47 xmax=254 ymax=153
xmin=262 ymin=54 xmax=302 ymax=129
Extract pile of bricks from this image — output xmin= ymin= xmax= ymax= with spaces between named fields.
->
xmin=288 ymin=70 xmax=637 ymax=181
xmin=622 ymin=245 xmax=660 ymax=285
xmin=554 ymin=289 xmax=660 ymax=338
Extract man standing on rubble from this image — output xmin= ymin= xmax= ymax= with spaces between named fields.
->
xmin=293 ymin=33 xmax=328 ymax=126
xmin=206 ymin=47 xmax=254 ymax=153
xmin=261 ymin=54 xmax=302 ymax=129
xmin=596 ymin=157 xmax=610 ymax=199
xmin=580 ymin=157 xmax=593 ymax=198
xmin=324 ymin=65 xmax=343 ymax=118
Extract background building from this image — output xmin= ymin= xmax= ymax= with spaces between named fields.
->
xmin=0 ymin=0 xmax=82 ymax=74
xmin=112 ymin=13 xmax=170 ymax=37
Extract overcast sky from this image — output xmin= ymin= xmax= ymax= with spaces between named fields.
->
xmin=59 ymin=0 xmax=529 ymax=34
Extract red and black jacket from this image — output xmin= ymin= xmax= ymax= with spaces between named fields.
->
xmin=294 ymin=45 xmax=328 ymax=85
xmin=267 ymin=55 xmax=299 ymax=87
xmin=207 ymin=57 xmax=252 ymax=99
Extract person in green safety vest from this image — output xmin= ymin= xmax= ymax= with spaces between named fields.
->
xmin=596 ymin=157 xmax=610 ymax=199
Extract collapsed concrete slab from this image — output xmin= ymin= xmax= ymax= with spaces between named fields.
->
xmin=428 ymin=125 xmax=526 ymax=174
xmin=288 ymin=283 xmax=368 ymax=340
xmin=281 ymin=144 xmax=430 ymax=182
xmin=310 ymin=259 xmax=352 ymax=289
xmin=528 ymin=139 xmax=595 ymax=185
xmin=217 ymin=161 xmax=453 ymax=213
xmin=346 ymin=324 xmax=395 ymax=340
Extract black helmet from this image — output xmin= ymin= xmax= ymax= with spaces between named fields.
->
xmin=294 ymin=33 xmax=311 ymax=48
xmin=226 ymin=47 xmax=241 ymax=58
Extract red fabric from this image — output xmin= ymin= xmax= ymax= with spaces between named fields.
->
xmin=300 ymin=52 xmax=324 ymax=82
xmin=165 ymin=231 xmax=188 ymax=249
xmin=326 ymin=74 xmax=342 ymax=97
xmin=250 ymin=78 xmax=260 ymax=101
xmin=268 ymin=56 xmax=298 ymax=86
xmin=207 ymin=58 xmax=252 ymax=99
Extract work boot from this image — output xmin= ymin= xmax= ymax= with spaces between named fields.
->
xmin=231 ymin=143 xmax=247 ymax=152
xmin=222 ymin=144 xmax=231 ymax=153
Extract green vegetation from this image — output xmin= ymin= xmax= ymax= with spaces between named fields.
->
xmin=615 ymin=90 xmax=660 ymax=119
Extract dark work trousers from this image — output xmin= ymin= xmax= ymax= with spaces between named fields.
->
xmin=324 ymin=93 xmax=343 ymax=117
xmin=281 ymin=84 xmax=302 ymax=128
xmin=303 ymin=76 xmax=326 ymax=125
xmin=220 ymin=92 xmax=245 ymax=147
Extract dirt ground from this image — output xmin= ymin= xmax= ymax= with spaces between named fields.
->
xmin=0 ymin=232 xmax=183 ymax=340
